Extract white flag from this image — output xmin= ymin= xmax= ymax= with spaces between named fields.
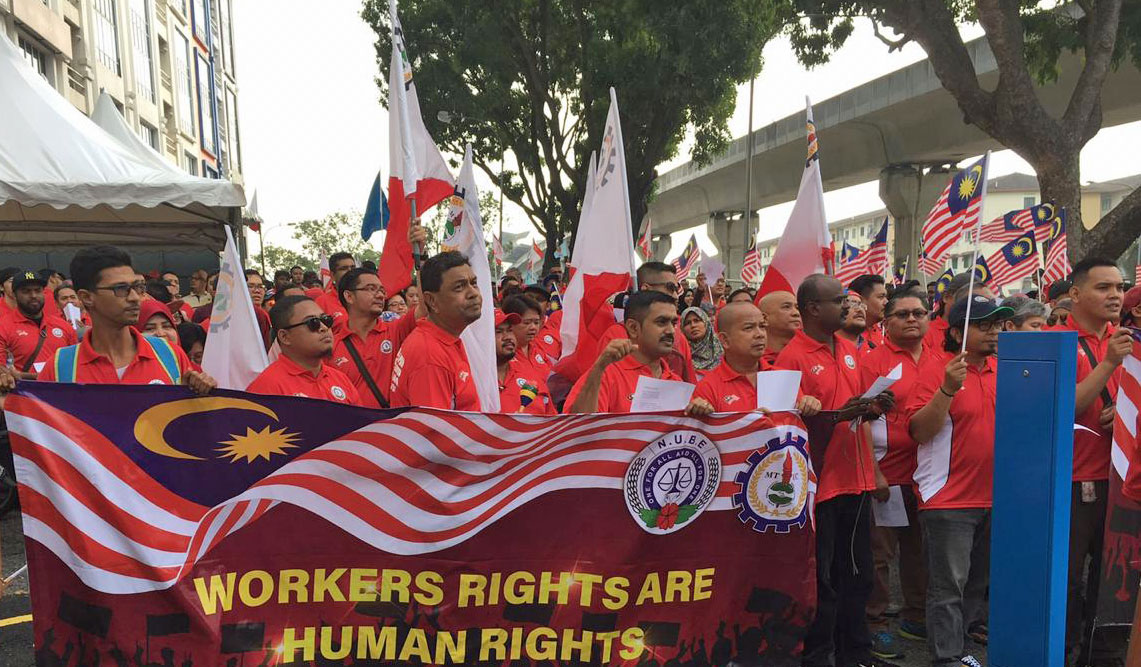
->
xmin=201 ymin=227 xmax=269 ymax=390
xmin=442 ymin=145 xmax=499 ymax=411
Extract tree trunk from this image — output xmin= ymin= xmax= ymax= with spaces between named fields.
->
xmin=1030 ymin=151 xmax=1083 ymax=262
xmin=1082 ymin=187 xmax=1141 ymax=263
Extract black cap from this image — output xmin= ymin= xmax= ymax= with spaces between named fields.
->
xmin=11 ymin=269 xmax=47 ymax=290
xmin=948 ymin=294 xmax=1013 ymax=327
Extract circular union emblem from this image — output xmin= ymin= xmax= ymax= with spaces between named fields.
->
xmin=51 ymin=327 xmax=64 ymax=338
xmin=543 ymin=334 xmax=554 ymax=345
xmin=624 ymin=430 xmax=721 ymax=535
xmin=844 ymin=354 xmax=856 ymax=369
xmin=516 ymin=378 xmax=526 ymax=387
xmin=380 ymin=340 xmax=393 ymax=354
xmin=331 ymin=386 xmax=347 ymax=401
xmin=148 ymin=379 xmax=165 ymax=385
xmin=732 ymin=433 xmax=813 ymax=534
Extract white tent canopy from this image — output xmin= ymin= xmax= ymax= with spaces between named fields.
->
xmin=0 ymin=32 xmax=244 ymax=251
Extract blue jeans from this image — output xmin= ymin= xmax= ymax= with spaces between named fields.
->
xmin=920 ymin=508 xmax=991 ymax=664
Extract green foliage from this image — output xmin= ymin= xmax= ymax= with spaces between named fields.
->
xmin=252 ymin=211 xmax=380 ymax=274
xmin=361 ymin=0 xmax=781 ymax=248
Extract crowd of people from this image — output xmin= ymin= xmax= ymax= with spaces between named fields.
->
xmin=0 ymin=226 xmax=1137 ymax=667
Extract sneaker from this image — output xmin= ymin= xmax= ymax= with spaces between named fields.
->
xmin=884 ymin=602 xmax=903 ymax=617
xmin=898 ymin=619 xmax=927 ymax=641
xmin=856 ymin=660 xmax=901 ymax=667
xmin=870 ymin=631 xmax=903 ymax=659
xmin=960 ymin=655 xmax=984 ymax=667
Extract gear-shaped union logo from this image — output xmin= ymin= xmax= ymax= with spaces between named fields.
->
xmin=732 ymin=432 xmax=815 ymax=534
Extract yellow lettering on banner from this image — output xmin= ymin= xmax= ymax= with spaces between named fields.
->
xmin=559 ymin=628 xmax=593 ymax=662
xmin=595 ymin=631 xmax=621 ymax=664
xmin=539 ymin=571 xmax=572 ymax=605
xmin=281 ymin=626 xmax=315 ymax=663
xmin=488 ymin=571 xmax=502 ymax=605
xmin=573 ymin=573 xmax=603 ymax=606
xmin=356 ymin=626 xmax=397 ymax=661
xmin=398 ymin=629 xmax=431 ymax=663
xmin=320 ymin=626 xmax=352 ymax=661
xmin=664 ymin=570 xmax=692 ymax=603
xmin=603 ymin=577 xmax=629 ymax=610
xmin=635 ymin=573 xmax=663 ymax=605
xmin=349 ymin=568 xmax=378 ymax=602
xmin=619 ymin=627 xmax=646 ymax=660
xmin=237 ymin=570 xmax=273 ymax=608
xmin=525 ymin=627 xmax=558 ymax=661
xmin=504 ymin=571 xmax=535 ymax=604
xmin=380 ymin=569 xmax=410 ymax=602
xmin=693 ymin=567 xmax=715 ymax=601
xmin=414 ymin=571 xmax=444 ymax=606
xmin=458 ymin=574 xmax=486 ymax=608
xmin=510 ymin=627 xmax=524 ymax=660
xmin=193 ymin=573 xmax=236 ymax=615
xmin=277 ymin=569 xmax=309 ymax=604
xmin=479 ymin=628 xmax=508 ymax=661
xmin=434 ymin=630 xmax=466 ymax=663
xmin=312 ymin=568 xmax=346 ymax=603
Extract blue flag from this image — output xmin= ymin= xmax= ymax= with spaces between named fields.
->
xmin=361 ymin=172 xmax=390 ymax=241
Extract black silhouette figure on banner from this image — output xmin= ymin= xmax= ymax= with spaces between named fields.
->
xmin=35 ymin=628 xmax=74 ymax=667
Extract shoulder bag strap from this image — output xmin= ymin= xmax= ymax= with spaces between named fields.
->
xmin=344 ymin=337 xmax=389 ymax=408
xmin=21 ymin=328 xmax=49 ymax=374
xmin=1077 ymin=337 xmax=1115 ymax=407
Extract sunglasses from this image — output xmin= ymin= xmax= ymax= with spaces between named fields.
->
xmin=645 ymin=281 xmax=680 ymax=295
xmin=282 ymin=314 xmax=335 ymax=332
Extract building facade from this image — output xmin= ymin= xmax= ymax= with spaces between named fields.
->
xmin=1 ymin=0 xmax=242 ymax=182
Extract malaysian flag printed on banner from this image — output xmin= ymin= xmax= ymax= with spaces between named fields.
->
xmin=920 ymin=156 xmax=988 ymax=274
xmin=833 ymin=242 xmax=868 ymax=286
xmin=741 ymin=243 xmax=761 ymax=284
xmin=984 ymin=231 xmax=1038 ymax=288
xmin=673 ymin=234 xmax=700 ymax=282
xmin=1042 ymin=208 xmax=1070 ymax=288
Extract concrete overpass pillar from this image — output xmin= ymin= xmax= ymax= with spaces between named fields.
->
xmin=879 ymin=165 xmax=948 ymax=280
xmin=706 ymin=212 xmax=757 ymax=284
xmin=651 ymin=234 xmax=672 ymax=263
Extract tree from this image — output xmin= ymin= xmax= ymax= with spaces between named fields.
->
xmin=252 ymin=211 xmax=381 ymax=274
xmin=783 ymin=0 xmax=1141 ymax=262
xmin=361 ymin=0 xmax=781 ymax=271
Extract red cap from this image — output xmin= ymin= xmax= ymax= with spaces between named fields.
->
xmin=494 ymin=309 xmax=521 ymax=327
xmin=134 ymin=300 xmax=174 ymax=331
xmin=1123 ymin=285 xmax=1141 ymax=324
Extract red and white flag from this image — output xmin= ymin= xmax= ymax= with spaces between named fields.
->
xmin=1112 ymin=333 xmax=1141 ymax=494
xmin=201 ymin=227 xmax=269 ymax=390
xmin=528 ymin=240 xmax=544 ymax=274
xmin=757 ymin=99 xmax=833 ymax=300
xmin=741 ymin=242 xmax=761 ymax=284
xmin=379 ymin=0 xmax=455 ymax=296
xmin=318 ymin=255 xmax=332 ymax=289
xmin=556 ymin=88 xmax=637 ymax=382
xmin=492 ymin=234 xmax=504 ymax=266
xmin=637 ymin=217 xmax=653 ymax=259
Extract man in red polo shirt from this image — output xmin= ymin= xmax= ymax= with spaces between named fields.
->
xmin=329 ymin=268 xmax=423 ymax=408
xmin=775 ymin=273 xmax=891 ymax=667
xmin=495 ymin=309 xmax=555 ymax=414
xmin=908 ymin=294 xmax=1010 ymax=667
xmin=566 ymin=290 xmax=712 ymax=415
xmin=758 ymin=290 xmax=801 ymax=365
xmin=924 ymin=272 xmax=994 ymax=351
xmin=0 ymin=270 xmax=77 ymax=379
xmin=390 ymin=251 xmax=484 ymax=411
xmin=37 ymin=246 xmax=214 ymax=392
xmin=314 ymin=252 xmax=358 ymax=330
xmin=861 ymin=288 xmax=932 ymax=656
xmin=247 ymin=295 xmax=360 ymax=404
xmin=1055 ymin=257 xmax=1132 ymax=663
xmin=849 ymin=274 xmax=888 ymax=349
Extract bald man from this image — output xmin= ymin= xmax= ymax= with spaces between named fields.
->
xmin=759 ymin=290 xmax=801 ymax=365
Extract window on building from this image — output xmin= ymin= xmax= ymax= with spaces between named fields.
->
xmin=195 ymin=53 xmax=216 ymax=155
xmin=219 ymin=0 xmax=234 ymax=72
xmin=224 ymin=87 xmax=241 ymax=174
xmin=17 ymin=34 xmax=51 ymax=83
xmin=184 ymin=152 xmax=198 ymax=176
xmin=139 ymin=121 xmax=159 ymax=151
xmin=192 ymin=0 xmax=208 ymax=43
xmin=128 ymin=0 xmax=154 ymax=102
xmin=93 ymin=0 xmax=121 ymax=75
xmin=1023 ymin=195 xmax=1036 ymax=209
xmin=174 ymin=32 xmax=194 ymax=135
xmin=1102 ymin=193 xmax=1114 ymax=216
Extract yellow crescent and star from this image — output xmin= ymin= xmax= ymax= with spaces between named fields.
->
xmin=133 ymin=398 xmax=301 ymax=464
xmin=957 ymin=164 xmax=983 ymax=200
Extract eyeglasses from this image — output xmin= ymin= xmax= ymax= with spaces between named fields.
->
xmin=352 ymin=285 xmax=384 ymax=294
xmin=281 ymin=314 xmax=335 ymax=332
xmin=247 ymin=283 xmax=266 ymax=290
xmin=645 ymin=281 xmax=680 ymax=295
xmin=973 ymin=319 xmax=1001 ymax=332
xmin=93 ymin=282 xmax=147 ymax=298
xmin=888 ymin=309 xmax=929 ymax=321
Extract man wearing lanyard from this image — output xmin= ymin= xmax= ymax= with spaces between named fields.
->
xmin=495 ymin=309 xmax=555 ymax=414
xmin=0 ymin=271 xmax=77 ymax=379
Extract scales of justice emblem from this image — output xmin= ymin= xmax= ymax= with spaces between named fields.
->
xmin=624 ymin=430 xmax=722 ymax=535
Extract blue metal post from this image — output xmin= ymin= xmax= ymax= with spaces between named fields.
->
xmin=990 ymin=331 xmax=1077 ymax=667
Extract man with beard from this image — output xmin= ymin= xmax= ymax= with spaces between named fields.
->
xmin=849 ymin=274 xmax=888 ymax=348
xmin=0 ymin=270 xmax=77 ymax=378
xmin=390 ymin=251 xmax=484 ymax=410
xmin=837 ymin=291 xmax=871 ymax=353
xmin=247 ymin=295 xmax=359 ymax=404
xmin=758 ymin=290 xmax=801 ymax=365
xmin=495 ymin=309 xmax=555 ymax=414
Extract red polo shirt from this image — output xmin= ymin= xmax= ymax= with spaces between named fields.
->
xmin=0 ymin=310 xmax=77 ymax=373
xmin=907 ymin=349 xmax=997 ymax=509
xmin=860 ymin=338 xmax=927 ymax=486
xmin=563 ymin=355 xmax=678 ymax=413
xmin=513 ymin=341 xmax=551 ymax=377
xmin=775 ymin=330 xmax=874 ymax=503
xmin=597 ymin=322 xmax=696 ymax=383
xmin=329 ymin=311 xmax=418 ymax=408
xmin=39 ymin=328 xmax=192 ymax=385
xmin=924 ymin=317 xmax=949 ymax=351
xmin=693 ymin=360 xmax=759 ymax=411
xmin=390 ymin=318 xmax=481 ymax=411
xmin=247 ymin=354 xmax=360 ymax=404
xmin=1056 ymin=315 xmax=1120 ymax=482
xmin=315 ymin=289 xmax=349 ymax=334
xmin=499 ymin=358 xmax=556 ymax=414
xmin=865 ymin=325 xmax=887 ymax=349
xmin=534 ymin=310 xmax=563 ymax=365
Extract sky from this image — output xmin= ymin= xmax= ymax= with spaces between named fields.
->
xmin=232 ymin=1 xmax=1141 ymax=260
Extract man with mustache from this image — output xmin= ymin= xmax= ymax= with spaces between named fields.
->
xmin=0 ymin=270 xmax=77 ymax=379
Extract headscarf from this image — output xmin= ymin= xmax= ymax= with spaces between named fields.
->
xmin=681 ymin=306 xmax=722 ymax=371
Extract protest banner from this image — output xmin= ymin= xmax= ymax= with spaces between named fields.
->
xmin=8 ymin=383 xmax=817 ymax=665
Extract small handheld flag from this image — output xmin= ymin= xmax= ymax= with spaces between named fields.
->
xmin=920 ymin=155 xmax=988 ymax=274
xmin=519 ymin=383 xmax=538 ymax=408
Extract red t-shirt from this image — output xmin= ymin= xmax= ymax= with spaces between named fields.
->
xmin=1057 ymin=315 xmax=1120 ymax=482
xmin=0 ymin=310 xmax=77 ymax=373
xmin=907 ymin=349 xmax=997 ymax=509
xmin=775 ymin=330 xmax=874 ymax=502
xmin=563 ymin=355 xmax=679 ymax=414
xmin=499 ymin=358 xmax=556 ymax=414
xmin=39 ymin=328 xmax=193 ymax=385
xmin=597 ymin=321 xmax=696 ymax=383
xmin=860 ymin=339 xmax=927 ymax=486
xmin=390 ymin=318 xmax=481 ymax=411
xmin=534 ymin=310 xmax=563 ymax=365
xmin=330 ymin=311 xmax=418 ymax=408
xmin=246 ymin=354 xmax=361 ymax=404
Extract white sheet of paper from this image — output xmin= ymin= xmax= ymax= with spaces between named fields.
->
xmin=63 ymin=303 xmax=82 ymax=327
xmin=861 ymin=362 xmax=903 ymax=399
xmin=755 ymin=370 xmax=801 ymax=412
xmin=32 ymin=362 xmax=45 ymax=373
xmin=873 ymin=485 xmax=909 ymax=527
xmin=631 ymin=376 xmax=695 ymax=412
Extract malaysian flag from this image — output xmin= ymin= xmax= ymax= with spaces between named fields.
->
xmin=931 ymin=268 xmax=955 ymax=302
xmin=1136 ymin=264 xmax=1141 ymax=284
xmin=864 ymin=218 xmax=890 ymax=277
xmin=741 ymin=242 xmax=761 ymax=284
xmin=985 ymin=231 xmax=1039 ymax=288
xmin=1029 ymin=201 xmax=1057 ymax=244
xmin=834 ymin=242 xmax=868 ymax=285
xmin=673 ymin=234 xmax=700 ymax=281
xmin=637 ymin=217 xmax=653 ymax=259
xmin=975 ymin=203 xmax=1051 ymax=243
xmin=892 ymin=256 xmax=909 ymax=286
xmin=971 ymin=254 xmax=994 ymax=287
xmin=1041 ymin=208 xmax=1070 ymax=288
xmin=919 ymin=156 xmax=989 ymax=274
